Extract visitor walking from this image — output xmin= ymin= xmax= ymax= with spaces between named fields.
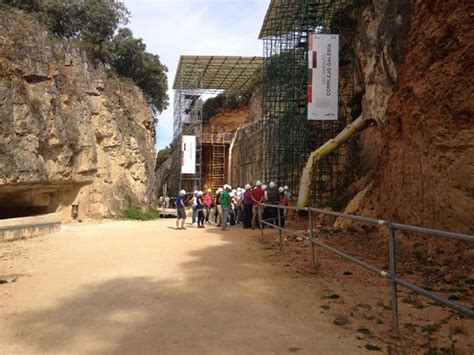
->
xmin=176 ymin=190 xmax=187 ymax=230
xmin=243 ymin=184 xmax=253 ymax=228
xmin=197 ymin=191 xmax=205 ymax=228
xmin=251 ymin=180 xmax=264 ymax=229
xmin=229 ymin=191 xmax=236 ymax=226
xmin=204 ymin=189 xmax=212 ymax=224
xmin=191 ymin=190 xmax=198 ymax=225
xmin=284 ymin=185 xmax=293 ymax=201
xmin=221 ymin=184 xmax=231 ymax=231
xmin=279 ymin=186 xmax=289 ymax=228
xmin=266 ymin=182 xmax=280 ymax=226
xmin=215 ymin=188 xmax=223 ymax=226
xmin=235 ymin=188 xmax=243 ymax=224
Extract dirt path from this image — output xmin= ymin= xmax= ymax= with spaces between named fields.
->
xmin=0 ymin=220 xmax=370 ymax=354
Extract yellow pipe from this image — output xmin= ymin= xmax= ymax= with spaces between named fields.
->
xmin=297 ymin=115 xmax=371 ymax=208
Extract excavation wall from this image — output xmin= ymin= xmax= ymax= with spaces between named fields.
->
xmin=0 ymin=11 xmax=157 ymax=220
xmin=354 ymin=0 xmax=474 ymax=233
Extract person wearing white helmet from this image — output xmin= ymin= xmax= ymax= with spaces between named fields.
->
xmin=264 ymin=182 xmax=279 ymax=226
xmin=204 ymin=188 xmax=212 ymax=224
xmin=176 ymin=189 xmax=187 ymax=230
xmin=243 ymin=183 xmax=253 ymax=228
xmin=190 ymin=190 xmax=199 ymax=226
xmin=251 ymin=180 xmax=265 ymax=229
xmin=196 ymin=191 xmax=205 ymax=228
xmin=284 ymin=185 xmax=293 ymax=200
xmin=229 ymin=192 xmax=237 ymax=226
xmin=279 ymin=185 xmax=289 ymax=228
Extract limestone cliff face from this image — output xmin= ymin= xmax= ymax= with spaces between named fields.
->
xmin=354 ymin=0 xmax=413 ymax=122
xmin=0 ymin=11 xmax=157 ymax=219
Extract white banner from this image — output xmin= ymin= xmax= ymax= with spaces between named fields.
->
xmin=181 ymin=135 xmax=196 ymax=174
xmin=308 ymin=34 xmax=339 ymax=120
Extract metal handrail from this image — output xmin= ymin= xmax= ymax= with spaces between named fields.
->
xmin=258 ymin=203 xmax=474 ymax=337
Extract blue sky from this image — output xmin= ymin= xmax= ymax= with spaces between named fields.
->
xmin=122 ymin=0 xmax=269 ymax=150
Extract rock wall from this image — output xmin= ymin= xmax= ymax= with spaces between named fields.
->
xmin=354 ymin=0 xmax=413 ymax=122
xmin=229 ymin=121 xmax=263 ymax=187
xmin=0 ymin=11 xmax=157 ymax=219
xmin=355 ymin=0 xmax=474 ymax=233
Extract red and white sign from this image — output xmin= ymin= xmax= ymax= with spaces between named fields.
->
xmin=308 ymin=34 xmax=339 ymax=120
xmin=181 ymin=135 xmax=196 ymax=174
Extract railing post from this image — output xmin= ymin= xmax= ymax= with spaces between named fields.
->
xmin=309 ymin=208 xmax=316 ymax=271
xmin=388 ymin=224 xmax=401 ymax=338
xmin=278 ymin=206 xmax=282 ymax=249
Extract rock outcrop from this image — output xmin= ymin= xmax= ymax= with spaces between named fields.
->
xmin=355 ymin=0 xmax=474 ymax=233
xmin=0 ymin=11 xmax=157 ymax=219
xmin=336 ymin=0 xmax=473 ymax=234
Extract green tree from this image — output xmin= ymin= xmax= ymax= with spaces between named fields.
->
xmin=111 ymin=28 xmax=169 ymax=113
xmin=155 ymin=145 xmax=172 ymax=170
xmin=75 ymin=0 xmax=130 ymax=62
xmin=40 ymin=0 xmax=81 ymax=38
xmin=3 ymin=0 xmax=168 ymax=113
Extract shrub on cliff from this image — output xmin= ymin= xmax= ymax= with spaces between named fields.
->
xmin=2 ymin=0 xmax=169 ymax=113
xmin=202 ymin=94 xmax=248 ymax=121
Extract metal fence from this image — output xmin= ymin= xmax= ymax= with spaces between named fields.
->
xmin=259 ymin=203 xmax=474 ymax=337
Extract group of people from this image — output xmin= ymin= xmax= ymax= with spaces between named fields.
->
xmin=175 ymin=181 xmax=293 ymax=231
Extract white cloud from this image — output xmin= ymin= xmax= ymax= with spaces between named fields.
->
xmin=122 ymin=0 xmax=268 ymax=150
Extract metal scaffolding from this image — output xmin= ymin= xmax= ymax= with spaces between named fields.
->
xmin=173 ymin=56 xmax=263 ymax=193
xmin=259 ymin=0 xmax=354 ymax=205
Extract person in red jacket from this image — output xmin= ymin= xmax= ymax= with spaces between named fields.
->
xmin=251 ymin=180 xmax=264 ymax=229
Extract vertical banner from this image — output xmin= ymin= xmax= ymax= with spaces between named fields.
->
xmin=181 ymin=135 xmax=196 ymax=174
xmin=308 ymin=34 xmax=339 ymax=120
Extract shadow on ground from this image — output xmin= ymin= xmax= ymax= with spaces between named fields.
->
xmin=6 ymin=226 xmax=318 ymax=354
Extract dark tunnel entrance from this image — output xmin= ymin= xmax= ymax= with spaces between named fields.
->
xmin=0 ymin=185 xmax=75 ymax=220
xmin=0 ymin=205 xmax=50 ymax=220
xmin=0 ymin=183 xmax=86 ymax=220
xmin=0 ymin=189 xmax=56 ymax=220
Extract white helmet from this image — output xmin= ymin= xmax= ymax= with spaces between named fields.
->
xmin=224 ymin=184 xmax=232 ymax=191
xmin=218 ymin=188 xmax=223 ymax=193
xmin=232 ymin=189 xmax=237 ymax=194
xmin=279 ymin=187 xmax=284 ymax=193
xmin=179 ymin=190 xmax=186 ymax=196
xmin=229 ymin=192 xmax=234 ymax=197
xmin=284 ymin=185 xmax=289 ymax=191
xmin=198 ymin=190 xmax=203 ymax=196
xmin=269 ymin=181 xmax=276 ymax=188
xmin=194 ymin=190 xmax=198 ymax=196
xmin=262 ymin=184 xmax=267 ymax=191
xmin=256 ymin=180 xmax=262 ymax=186
xmin=245 ymin=184 xmax=251 ymax=190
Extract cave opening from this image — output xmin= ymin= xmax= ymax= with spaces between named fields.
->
xmin=0 ymin=184 xmax=84 ymax=220
xmin=0 ymin=188 xmax=58 ymax=220
xmin=0 ymin=205 xmax=50 ymax=220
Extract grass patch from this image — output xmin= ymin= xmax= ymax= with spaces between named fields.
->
xmin=123 ymin=208 xmax=160 ymax=221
